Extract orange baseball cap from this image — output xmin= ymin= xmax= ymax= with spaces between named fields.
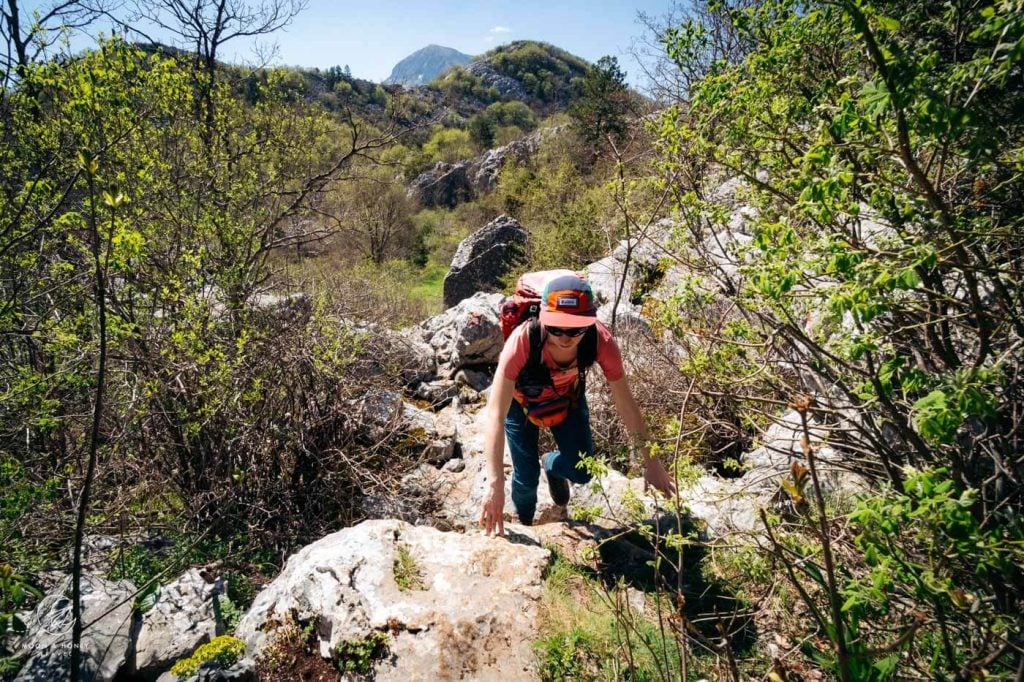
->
xmin=540 ymin=273 xmax=598 ymax=328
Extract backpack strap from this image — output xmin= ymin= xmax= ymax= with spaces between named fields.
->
xmin=518 ymin=320 xmax=599 ymax=403
xmin=514 ymin=319 xmax=553 ymax=401
xmin=578 ymin=325 xmax=598 ymax=371
xmin=571 ymin=325 xmax=598 ymax=395
xmin=527 ymin=318 xmax=544 ymax=370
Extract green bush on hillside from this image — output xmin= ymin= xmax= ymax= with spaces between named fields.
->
xmin=489 ymin=158 xmax=608 ymax=272
xmin=467 ymin=101 xmax=537 ymax=148
xmin=488 ymin=41 xmax=588 ymax=104
xmin=429 ymin=65 xmax=499 ymax=104
xmin=422 ymin=127 xmax=477 ymax=165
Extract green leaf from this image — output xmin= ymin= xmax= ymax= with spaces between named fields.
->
xmin=860 ymin=79 xmax=891 ymax=118
xmin=873 ymin=653 xmax=900 ymax=679
xmin=912 ymin=390 xmax=960 ymax=444
xmin=897 ymin=268 xmax=920 ymax=290
xmin=875 ymin=15 xmax=901 ymax=32
xmin=802 ymin=560 xmax=826 ymax=587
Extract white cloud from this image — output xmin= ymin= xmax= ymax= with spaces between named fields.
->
xmin=489 ymin=26 xmax=511 ymax=34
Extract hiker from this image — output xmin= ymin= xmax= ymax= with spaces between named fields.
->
xmin=479 ymin=272 xmax=675 ymax=537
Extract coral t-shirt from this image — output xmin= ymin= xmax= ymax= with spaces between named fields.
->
xmin=500 ymin=321 xmax=625 ymax=404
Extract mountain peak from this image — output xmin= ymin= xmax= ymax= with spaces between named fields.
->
xmin=385 ymin=45 xmax=473 ymax=87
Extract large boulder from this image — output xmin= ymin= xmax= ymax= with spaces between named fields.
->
xmin=681 ymin=408 xmax=869 ymax=537
xmin=15 ymin=575 xmax=135 ymax=682
xmin=407 ymin=161 xmax=474 ymax=209
xmin=442 ymin=215 xmax=527 ymax=308
xmin=235 ymin=519 xmax=551 ymax=681
xmin=131 ymin=569 xmax=225 ymax=679
xmin=586 ymin=221 xmax=673 ymax=310
xmin=473 ymin=135 xmax=540 ymax=192
xmin=417 ymin=292 xmax=505 ymax=375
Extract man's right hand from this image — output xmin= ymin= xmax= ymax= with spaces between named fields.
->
xmin=479 ymin=483 xmax=506 ymax=537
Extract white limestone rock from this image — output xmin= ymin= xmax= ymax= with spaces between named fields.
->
xmin=417 ymin=292 xmax=506 ymax=375
xmin=235 ymin=520 xmax=551 ymax=681
xmin=132 ymin=569 xmax=224 ymax=677
xmin=15 ymin=575 xmax=135 ymax=682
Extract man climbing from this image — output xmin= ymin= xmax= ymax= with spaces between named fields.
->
xmin=479 ymin=272 xmax=676 ymax=537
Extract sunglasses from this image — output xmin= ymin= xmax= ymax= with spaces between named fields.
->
xmin=547 ymin=326 xmax=588 ymax=338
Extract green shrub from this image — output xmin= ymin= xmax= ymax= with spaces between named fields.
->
xmin=502 ymin=160 xmax=607 ymax=271
xmin=214 ymin=594 xmax=244 ymax=634
xmin=333 ymin=631 xmax=390 ymax=674
xmin=0 ymin=563 xmax=41 ymax=655
xmin=422 ymin=127 xmax=477 ymax=165
xmin=844 ymin=468 xmax=1024 ymax=673
xmin=0 ymin=457 xmax=63 ymax=574
xmin=393 ymin=544 xmax=425 ymax=592
xmin=169 ymin=635 xmax=246 ymax=679
xmin=536 ymin=553 xmax=683 ymax=681
xmin=468 ymin=101 xmax=537 ymax=148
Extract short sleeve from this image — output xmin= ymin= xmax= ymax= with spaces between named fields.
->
xmin=594 ymin=322 xmax=625 ymax=382
xmin=500 ymin=324 xmax=531 ymax=381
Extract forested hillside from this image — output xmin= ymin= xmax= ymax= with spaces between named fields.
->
xmin=1 ymin=0 xmax=1023 ymax=679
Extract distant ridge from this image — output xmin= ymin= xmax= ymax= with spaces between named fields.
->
xmin=385 ymin=44 xmax=472 ymax=87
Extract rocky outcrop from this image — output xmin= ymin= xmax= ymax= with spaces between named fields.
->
xmin=132 ymin=569 xmax=225 ymax=679
xmin=407 ymin=161 xmax=474 ymax=209
xmin=235 ymin=519 xmax=551 ymax=681
xmin=682 ymin=409 xmax=867 ymax=537
xmin=354 ymin=389 xmax=445 ymax=441
xmin=442 ymin=215 xmax=527 ymax=308
xmin=410 ymin=378 xmax=461 ymax=407
xmin=416 ymin=292 xmax=505 ymax=374
xmin=474 ymin=135 xmax=541 ymax=191
xmin=341 ymin=321 xmax=437 ymax=386
xmin=15 ymin=575 xmax=135 ymax=682
xmin=405 ymin=126 xmax=555 ymax=210
xmin=466 ymin=61 xmax=529 ymax=100
xmin=586 ymin=220 xmax=674 ymax=312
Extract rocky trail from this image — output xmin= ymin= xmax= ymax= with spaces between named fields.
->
xmin=11 ymin=207 xmax=866 ymax=682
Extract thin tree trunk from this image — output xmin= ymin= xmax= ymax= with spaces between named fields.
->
xmin=70 ymin=162 xmax=109 ymax=682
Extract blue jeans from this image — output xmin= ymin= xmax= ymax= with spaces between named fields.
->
xmin=505 ymin=395 xmax=594 ymax=524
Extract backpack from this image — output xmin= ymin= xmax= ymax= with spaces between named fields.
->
xmin=499 ymin=270 xmax=599 ymax=426
xmin=499 ymin=270 xmax=565 ymax=339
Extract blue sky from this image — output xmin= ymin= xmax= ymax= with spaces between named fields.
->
xmin=23 ymin=0 xmax=677 ymax=86
xmin=276 ymin=1 xmax=675 ymax=83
